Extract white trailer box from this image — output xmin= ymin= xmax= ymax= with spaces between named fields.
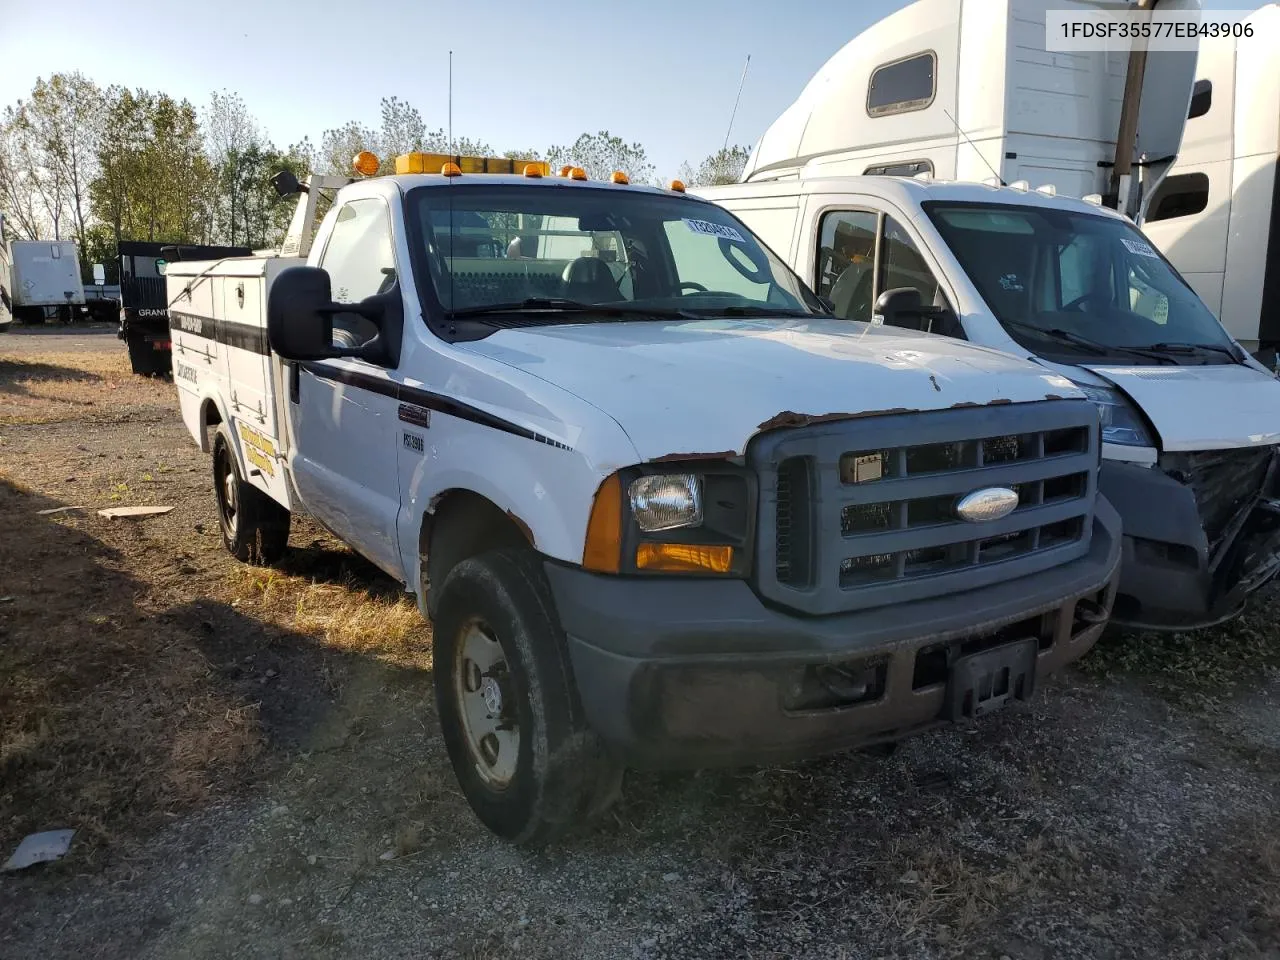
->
xmin=1140 ymin=3 xmax=1279 ymax=358
xmin=9 ymin=240 xmax=85 ymax=314
xmin=740 ymin=0 xmax=1198 ymax=218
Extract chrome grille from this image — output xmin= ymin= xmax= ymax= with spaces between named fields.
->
xmin=756 ymin=402 xmax=1099 ymax=616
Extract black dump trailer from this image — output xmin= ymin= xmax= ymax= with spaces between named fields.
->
xmin=118 ymin=241 xmax=252 ymax=375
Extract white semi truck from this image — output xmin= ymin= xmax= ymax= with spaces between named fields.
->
xmin=165 ymin=150 xmax=1121 ymax=843
xmin=695 ymin=0 xmax=1280 ymax=631
xmin=1140 ymin=3 xmax=1279 ymax=364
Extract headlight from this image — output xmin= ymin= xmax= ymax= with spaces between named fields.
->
xmin=584 ymin=465 xmax=754 ymax=576
xmin=629 ymin=474 xmax=703 ymax=532
xmin=1075 ymin=384 xmax=1153 ymax=447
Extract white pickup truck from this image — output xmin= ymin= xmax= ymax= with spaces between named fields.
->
xmin=167 ymin=152 xmax=1121 ymax=844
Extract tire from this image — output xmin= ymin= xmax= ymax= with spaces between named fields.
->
xmin=126 ymin=332 xmax=169 ymax=376
xmin=211 ymin=423 xmax=290 ymax=564
xmin=432 ymin=548 xmax=623 ymax=845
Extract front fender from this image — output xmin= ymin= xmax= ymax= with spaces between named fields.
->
xmin=395 ymin=414 xmax=638 ymax=596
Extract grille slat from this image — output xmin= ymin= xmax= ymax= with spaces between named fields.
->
xmin=753 ymin=404 xmax=1098 ymax=616
xmin=1161 ymin=447 xmax=1274 ymax=551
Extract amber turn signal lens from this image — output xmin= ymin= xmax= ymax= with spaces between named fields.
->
xmin=668 ymin=179 xmax=686 ymax=193
xmin=569 ymin=166 xmax=588 ymax=181
xmin=636 ymin=542 xmax=734 ymax=574
xmin=441 ymin=162 xmax=462 ymax=177
xmin=583 ymin=474 xmax=622 ymax=573
xmin=352 ymin=151 xmax=380 ymax=177
xmin=609 ymin=170 xmax=630 ymax=184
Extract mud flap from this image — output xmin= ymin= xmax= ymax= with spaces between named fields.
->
xmin=944 ymin=637 xmax=1039 ymax=722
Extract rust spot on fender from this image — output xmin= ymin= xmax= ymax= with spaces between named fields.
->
xmin=506 ymin=510 xmax=535 ymax=547
xmin=757 ymin=408 xmax=915 ymax=432
xmin=950 ymin=398 xmax=1013 ymax=409
xmin=650 ymin=450 xmax=738 ymax=463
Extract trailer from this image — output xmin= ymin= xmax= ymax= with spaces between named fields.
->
xmin=1 ymin=221 xmax=87 ymax=324
xmin=738 ymin=0 xmax=1198 ymax=222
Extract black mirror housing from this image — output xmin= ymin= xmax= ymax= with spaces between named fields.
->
xmin=268 ymin=266 xmax=339 ymax=361
xmin=873 ymin=286 xmax=958 ymax=334
xmin=271 ymin=170 xmax=302 ymax=198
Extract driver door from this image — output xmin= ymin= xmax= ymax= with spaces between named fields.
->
xmin=288 ymin=197 xmax=405 ymax=577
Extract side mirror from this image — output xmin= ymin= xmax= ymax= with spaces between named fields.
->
xmin=267 ymin=266 xmax=403 ymax=366
xmin=267 ymin=266 xmax=340 ymax=361
xmin=873 ymin=286 xmax=961 ymax=336
xmin=271 ymin=170 xmax=302 ymax=198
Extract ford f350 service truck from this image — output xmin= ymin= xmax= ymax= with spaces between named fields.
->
xmin=167 ymin=150 xmax=1121 ymax=844
xmin=697 ymin=0 xmax=1280 ymax=632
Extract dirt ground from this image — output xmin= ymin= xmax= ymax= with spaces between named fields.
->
xmin=1 ymin=327 xmax=1279 ymax=960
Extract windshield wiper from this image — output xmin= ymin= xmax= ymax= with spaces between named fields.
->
xmin=1001 ymin=319 xmax=1176 ymax=364
xmin=681 ymin=304 xmax=817 ymax=318
xmin=446 ymin=298 xmax=695 ymax=320
xmin=1147 ymin=341 xmax=1242 ymax=362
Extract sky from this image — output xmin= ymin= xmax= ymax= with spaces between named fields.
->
xmin=0 ymin=0 xmax=1252 ymax=180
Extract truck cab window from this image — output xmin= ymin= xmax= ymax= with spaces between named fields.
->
xmin=320 ymin=198 xmax=396 ymax=350
xmin=816 ymin=210 xmax=877 ymax=321
xmin=879 ymin=216 xmax=942 ymax=310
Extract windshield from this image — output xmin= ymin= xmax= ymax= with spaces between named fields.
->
xmin=922 ymin=201 xmax=1240 ymax=365
xmin=405 ymin=184 xmax=825 ymax=325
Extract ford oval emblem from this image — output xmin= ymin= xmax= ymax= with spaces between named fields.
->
xmin=955 ymin=487 xmax=1019 ymax=523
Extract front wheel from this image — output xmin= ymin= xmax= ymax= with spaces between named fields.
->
xmin=212 ymin=423 xmax=290 ymax=564
xmin=432 ymin=548 xmax=622 ymax=845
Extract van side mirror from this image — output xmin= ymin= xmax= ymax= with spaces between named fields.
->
xmin=873 ymin=286 xmax=962 ymax=337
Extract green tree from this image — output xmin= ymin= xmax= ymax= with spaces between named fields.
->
xmin=0 ymin=107 xmax=43 ymax=240
xmin=677 ymin=145 xmax=751 ymax=187
xmin=545 ymin=131 xmax=653 ymax=183
xmin=90 ymin=87 xmax=215 ymax=246
xmin=19 ymin=74 xmax=105 ymax=248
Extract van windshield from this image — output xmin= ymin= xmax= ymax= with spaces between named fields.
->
xmin=405 ymin=184 xmax=825 ymax=324
xmin=922 ymin=200 xmax=1242 ymax=365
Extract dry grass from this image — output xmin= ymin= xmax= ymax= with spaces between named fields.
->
xmin=1079 ymin=586 xmax=1280 ymax=706
xmin=0 ymin=350 xmax=170 ymax=425
xmin=0 ymin=479 xmax=266 ymax=849
xmin=232 ymin=563 xmax=431 ymax=670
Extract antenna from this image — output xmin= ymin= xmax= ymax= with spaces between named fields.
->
xmin=447 ymin=49 xmax=456 ymax=335
xmin=723 ymin=54 xmax=751 ymax=152
xmin=942 ymin=107 xmax=1005 ymax=186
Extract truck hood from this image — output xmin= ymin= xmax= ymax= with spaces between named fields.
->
xmin=457 ymin=317 xmax=1083 ymax=461
xmin=1084 ymin=363 xmax=1280 ymax=453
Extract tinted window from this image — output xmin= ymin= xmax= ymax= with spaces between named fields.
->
xmin=864 ymin=159 xmax=934 ymax=177
xmin=1146 ymin=173 xmax=1210 ymax=222
xmin=1188 ymin=78 xmax=1211 ymax=120
xmin=867 ymin=53 xmax=936 ymax=117
xmin=816 ymin=210 xmax=877 ymax=321
xmin=879 ymin=215 xmax=940 ymax=306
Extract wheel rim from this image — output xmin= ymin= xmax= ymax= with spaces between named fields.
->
xmin=215 ymin=445 xmax=238 ymax=538
xmin=453 ymin=617 xmax=519 ymax=789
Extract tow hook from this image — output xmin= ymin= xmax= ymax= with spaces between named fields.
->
xmin=1074 ymin=597 xmax=1108 ymax=624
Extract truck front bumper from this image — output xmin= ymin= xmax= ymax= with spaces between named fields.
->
xmin=545 ymin=499 xmax=1121 ymax=770
xmin=1099 ymin=457 xmax=1280 ymax=631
